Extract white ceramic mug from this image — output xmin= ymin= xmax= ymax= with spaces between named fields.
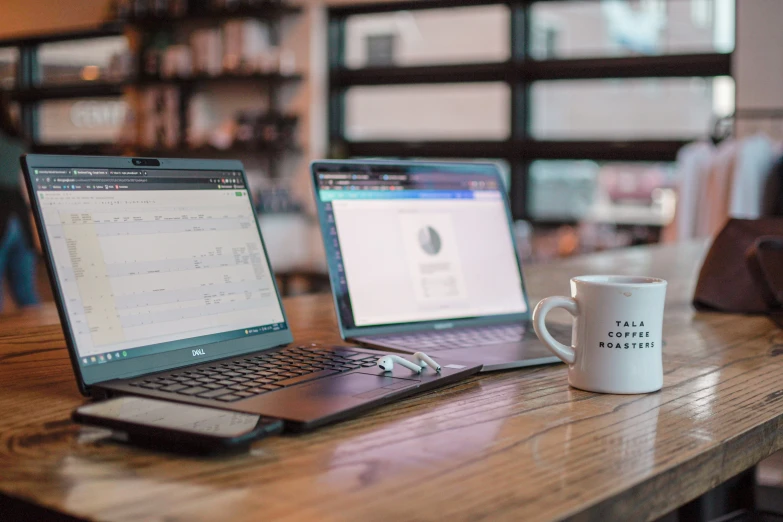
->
xmin=532 ymin=275 xmax=667 ymax=394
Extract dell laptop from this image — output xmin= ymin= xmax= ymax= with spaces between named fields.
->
xmin=311 ymin=160 xmax=564 ymax=372
xmin=22 ymin=154 xmax=480 ymax=432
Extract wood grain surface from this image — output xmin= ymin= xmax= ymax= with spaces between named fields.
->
xmin=2 ymin=241 xmax=783 ymax=522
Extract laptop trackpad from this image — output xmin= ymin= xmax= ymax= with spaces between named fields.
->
xmin=306 ymin=372 xmax=417 ymax=397
xmin=436 ymin=341 xmax=559 ymax=364
xmin=240 ymin=373 xmax=419 ymax=424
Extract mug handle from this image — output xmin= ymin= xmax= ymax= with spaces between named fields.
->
xmin=532 ymin=296 xmax=579 ymax=365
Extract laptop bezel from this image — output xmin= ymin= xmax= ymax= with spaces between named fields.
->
xmin=311 ymin=159 xmax=532 ymax=341
xmin=22 ymin=154 xmax=293 ymax=396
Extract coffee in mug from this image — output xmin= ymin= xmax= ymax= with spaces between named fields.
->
xmin=532 ymin=275 xmax=667 ymax=394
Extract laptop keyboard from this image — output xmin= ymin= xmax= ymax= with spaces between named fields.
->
xmin=373 ymin=324 xmax=525 ymax=351
xmin=128 ymin=345 xmax=379 ymax=403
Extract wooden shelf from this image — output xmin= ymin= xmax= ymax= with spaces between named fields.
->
xmin=11 ymin=2 xmax=304 ymax=178
xmin=10 ymin=72 xmax=302 ymax=102
xmin=125 ymin=3 xmax=302 ymax=29
xmin=32 ymin=143 xmax=120 ymax=155
xmin=11 ymin=81 xmax=129 ymax=102
xmin=32 ymin=141 xmax=301 ymax=158
xmin=137 ymin=72 xmax=303 ymax=88
xmin=0 ymin=23 xmax=124 ymax=47
xmin=134 ymin=141 xmax=303 ymax=158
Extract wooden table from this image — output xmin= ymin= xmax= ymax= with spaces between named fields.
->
xmin=2 ymin=241 xmax=783 ymax=522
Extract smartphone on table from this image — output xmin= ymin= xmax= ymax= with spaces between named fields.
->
xmin=73 ymin=396 xmax=283 ymax=454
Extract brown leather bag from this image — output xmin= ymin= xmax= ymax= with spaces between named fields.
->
xmin=693 ymin=218 xmax=783 ymax=327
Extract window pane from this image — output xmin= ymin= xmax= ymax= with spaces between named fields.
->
xmin=38 ymin=36 xmax=131 ymax=85
xmin=39 ymin=98 xmax=128 ymax=144
xmin=345 ymin=5 xmax=510 ymax=69
xmin=0 ymin=47 xmax=18 ymax=89
xmin=529 ymin=0 xmax=735 ymax=59
xmin=529 ymin=160 xmax=676 ymax=225
xmin=346 ymin=83 xmax=510 ymax=140
xmin=530 ymin=76 xmax=734 ymax=140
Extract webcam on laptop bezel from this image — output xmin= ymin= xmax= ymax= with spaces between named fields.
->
xmin=132 ymin=158 xmax=160 ymax=167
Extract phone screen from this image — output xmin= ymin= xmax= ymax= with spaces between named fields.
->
xmin=78 ymin=397 xmax=261 ymax=437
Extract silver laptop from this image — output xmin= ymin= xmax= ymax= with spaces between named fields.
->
xmin=311 ymin=160 xmax=564 ymax=372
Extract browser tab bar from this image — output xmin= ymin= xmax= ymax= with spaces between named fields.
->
xmin=72 ymin=169 xmax=109 ymax=176
xmin=32 ymin=168 xmax=68 ymax=176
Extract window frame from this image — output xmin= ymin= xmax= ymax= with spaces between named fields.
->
xmin=327 ymin=0 xmax=733 ymax=222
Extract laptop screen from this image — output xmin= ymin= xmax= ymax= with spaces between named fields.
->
xmin=313 ymin=161 xmax=528 ymax=332
xmin=25 ymin=157 xmax=290 ymax=386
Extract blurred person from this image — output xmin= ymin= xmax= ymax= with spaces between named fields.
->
xmin=0 ymin=89 xmax=39 ymax=311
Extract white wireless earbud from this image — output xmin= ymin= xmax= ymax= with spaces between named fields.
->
xmin=377 ymin=355 xmax=422 ymax=374
xmin=414 ymin=352 xmax=441 ymax=372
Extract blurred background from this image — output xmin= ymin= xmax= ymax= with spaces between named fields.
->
xmin=0 ymin=0 xmax=781 ymax=304
xmin=3 ymin=1 xmax=783 ymax=514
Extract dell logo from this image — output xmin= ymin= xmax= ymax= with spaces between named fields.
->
xmin=192 ymin=349 xmax=206 ymax=356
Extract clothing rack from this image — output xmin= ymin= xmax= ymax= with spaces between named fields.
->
xmin=713 ymin=108 xmax=783 ymax=144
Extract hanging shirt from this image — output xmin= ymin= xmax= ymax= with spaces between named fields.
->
xmin=699 ymin=140 xmax=738 ymax=238
xmin=729 ymin=134 xmax=778 ymax=219
xmin=664 ymin=141 xmax=715 ymax=242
